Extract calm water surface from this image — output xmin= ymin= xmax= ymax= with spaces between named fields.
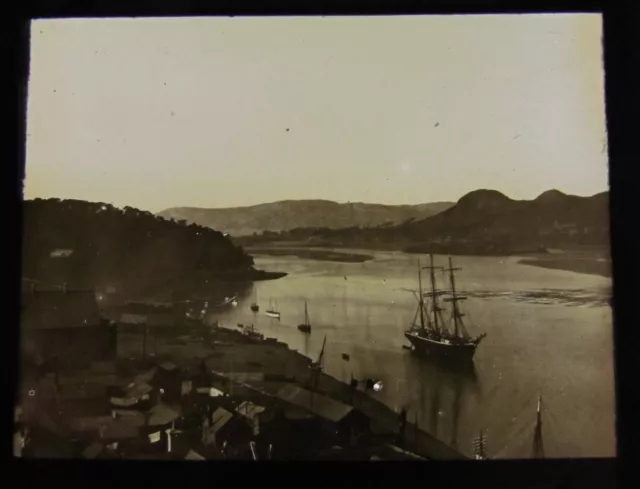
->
xmin=215 ymin=250 xmax=615 ymax=459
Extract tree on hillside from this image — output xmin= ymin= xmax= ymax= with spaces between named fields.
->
xmin=21 ymin=198 xmax=254 ymax=292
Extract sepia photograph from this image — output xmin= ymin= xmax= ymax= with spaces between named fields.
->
xmin=17 ymin=13 xmax=613 ymax=461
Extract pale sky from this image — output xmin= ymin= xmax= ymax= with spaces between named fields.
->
xmin=25 ymin=14 xmax=608 ymax=213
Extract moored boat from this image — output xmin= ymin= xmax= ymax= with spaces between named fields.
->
xmin=250 ymin=288 xmax=259 ymax=312
xmin=265 ymin=298 xmax=280 ymax=319
xmin=297 ymin=301 xmax=311 ymax=333
xmin=403 ymin=254 xmax=486 ymax=363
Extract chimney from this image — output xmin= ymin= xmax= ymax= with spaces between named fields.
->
xmin=30 ymin=283 xmax=36 ymax=294
xmin=165 ymin=429 xmax=172 ymax=453
xmin=62 ymin=283 xmax=68 ymax=294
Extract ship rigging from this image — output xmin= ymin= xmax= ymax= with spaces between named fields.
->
xmin=403 ymin=254 xmax=486 ymax=363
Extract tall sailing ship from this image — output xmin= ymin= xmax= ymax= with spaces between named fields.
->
xmin=404 ymin=254 xmax=486 ymax=362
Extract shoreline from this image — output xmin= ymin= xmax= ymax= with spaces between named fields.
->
xmin=517 ymin=256 xmax=611 ymax=278
xmin=206 ymin=268 xmax=288 ymax=281
xmin=207 ymin=325 xmax=468 ymax=460
xmin=246 ymin=242 xmax=611 ymax=278
xmin=115 ymin=322 xmax=467 ymax=460
xmin=247 ymin=247 xmax=374 ymax=263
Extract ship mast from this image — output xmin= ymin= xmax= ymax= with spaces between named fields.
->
xmin=309 ymin=335 xmax=327 ymax=408
xmin=316 ymin=335 xmax=326 ymax=371
xmin=473 ymin=430 xmax=487 ymax=460
xmin=418 ymin=258 xmax=426 ymax=331
xmin=304 ymin=301 xmax=309 ymax=325
xmin=423 ymin=254 xmax=444 ymax=333
xmin=531 ymin=395 xmax=545 ymax=459
xmin=443 ymin=255 xmax=468 ymax=339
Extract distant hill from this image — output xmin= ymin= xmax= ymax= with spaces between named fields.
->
xmin=237 ymin=189 xmax=610 ymax=255
xmin=157 ymin=200 xmax=455 ymax=236
xmin=21 ymin=198 xmax=262 ymax=298
xmin=399 ymin=188 xmax=610 ymax=254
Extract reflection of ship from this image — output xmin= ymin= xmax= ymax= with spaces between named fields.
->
xmin=531 ymin=395 xmax=545 ymax=459
xmin=265 ymin=299 xmax=280 ymax=319
xmin=473 ymin=430 xmax=487 ymax=460
xmin=404 ymin=254 xmax=486 ymax=363
xmin=297 ymin=301 xmax=311 ymax=333
xmin=404 ymin=345 xmax=479 ymax=455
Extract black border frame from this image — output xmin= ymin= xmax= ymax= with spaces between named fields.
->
xmin=7 ymin=1 xmax=638 ymax=488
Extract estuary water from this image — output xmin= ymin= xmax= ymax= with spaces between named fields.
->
xmin=215 ymin=250 xmax=615 ymax=459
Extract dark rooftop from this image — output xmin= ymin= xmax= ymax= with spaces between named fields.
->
xmin=276 ymin=384 xmax=354 ymax=423
xmin=211 ymin=407 xmax=233 ymax=434
xmin=82 ymin=442 xmax=104 ymax=459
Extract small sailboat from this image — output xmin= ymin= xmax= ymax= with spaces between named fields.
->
xmin=265 ymin=299 xmax=280 ymax=319
xmin=250 ymin=288 xmax=259 ymax=312
xmin=297 ymin=301 xmax=311 ymax=333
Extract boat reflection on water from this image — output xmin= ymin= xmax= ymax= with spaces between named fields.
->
xmin=403 ymin=352 xmax=481 ymax=456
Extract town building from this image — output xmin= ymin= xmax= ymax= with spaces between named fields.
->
xmin=275 ymin=384 xmax=370 ymax=452
xmin=20 ymin=285 xmax=117 ymax=371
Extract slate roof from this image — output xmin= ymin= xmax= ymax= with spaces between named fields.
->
xmin=147 ymin=403 xmax=181 ymax=427
xmin=211 ymin=407 xmax=233 ymax=434
xmin=21 ymin=290 xmax=101 ymax=329
xmin=276 ymin=384 xmax=354 ymax=423
xmin=123 ymin=367 xmax=157 ymax=388
xmin=185 ymin=449 xmax=206 ymax=461
xmin=236 ymin=401 xmax=266 ymax=420
xmin=82 ymin=442 xmax=104 ymax=459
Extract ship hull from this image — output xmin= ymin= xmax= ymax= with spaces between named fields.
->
xmin=297 ymin=324 xmax=311 ymax=333
xmin=265 ymin=311 xmax=280 ymax=319
xmin=404 ymin=332 xmax=478 ymax=363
